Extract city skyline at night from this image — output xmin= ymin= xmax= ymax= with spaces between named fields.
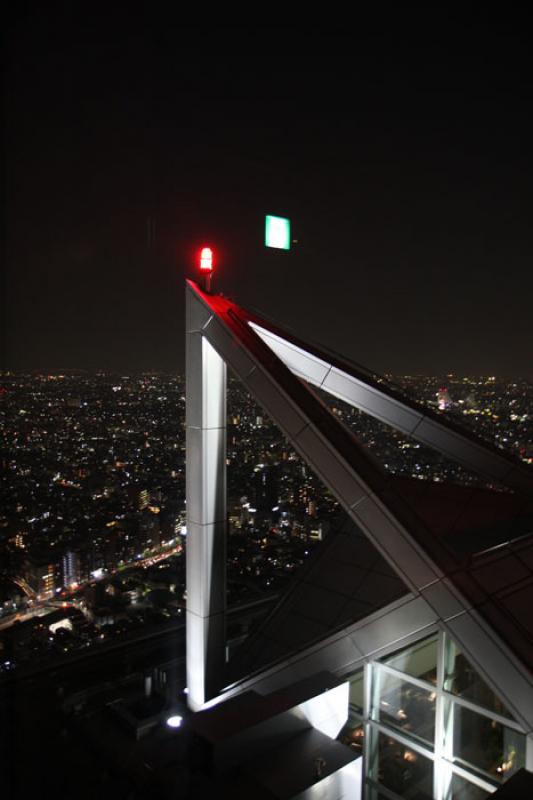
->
xmin=2 ymin=366 xmax=531 ymax=664
xmin=4 ymin=12 xmax=533 ymax=800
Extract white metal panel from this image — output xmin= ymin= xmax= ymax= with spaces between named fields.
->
xmin=202 ymin=337 xmax=226 ymax=429
xmin=185 ymin=521 xmax=226 ymax=618
xmin=186 ymin=292 xmax=212 ymax=333
xmin=203 ymin=313 xmax=258 ymax=380
xmin=324 ymin=367 xmax=423 ymax=434
xmin=288 ymin=636 xmax=366 ymax=682
xmin=186 ymin=427 xmax=226 ymax=526
xmin=186 ymin=288 xmax=227 ymax=709
xmin=297 ymin=682 xmax=350 ymax=739
xmin=249 ymin=322 xmax=332 ymax=385
xmin=186 ymin=335 xmax=226 ymax=430
xmin=352 ymin=595 xmax=438 ymax=659
xmin=186 ymin=610 xmax=226 ymax=712
xmin=185 ymin=332 xmax=203 ymax=429
xmin=420 ymin=578 xmax=468 ymax=621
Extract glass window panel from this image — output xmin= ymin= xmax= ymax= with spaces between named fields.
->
xmin=452 ymin=703 xmax=525 ymax=782
xmin=373 ymin=667 xmax=436 ymax=747
xmin=444 ymin=637 xmax=513 ymax=719
xmin=349 ymin=669 xmax=364 ymax=714
xmin=449 ymin=773 xmax=492 ymax=800
xmin=382 ymin=635 xmax=438 ymax=685
xmin=337 ymin=719 xmax=364 ymax=756
xmin=373 ymin=731 xmax=434 ymax=799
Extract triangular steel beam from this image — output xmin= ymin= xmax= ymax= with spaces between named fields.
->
xmin=243 ymin=313 xmax=533 ymax=497
xmin=185 ymin=281 xmax=533 ymax=729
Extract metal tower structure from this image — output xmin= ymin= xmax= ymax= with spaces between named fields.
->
xmin=185 ymin=279 xmax=533 ymax=727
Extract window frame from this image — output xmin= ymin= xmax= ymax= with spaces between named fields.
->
xmin=341 ymin=629 xmax=527 ymax=799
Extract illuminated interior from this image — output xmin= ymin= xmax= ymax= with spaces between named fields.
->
xmin=339 ymin=632 xmax=526 ymax=799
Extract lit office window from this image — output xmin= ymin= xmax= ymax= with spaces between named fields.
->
xmin=443 ymin=637 xmax=513 ymax=719
xmin=382 ymin=634 xmax=438 ymax=685
xmin=372 ymin=668 xmax=436 ymax=747
xmin=341 ymin=631 xmax=527 ymax=799
xmin=370 ymin=729 xmax=434 ymax=799
xmin=450 ymin=702 xmax=525 ymax=783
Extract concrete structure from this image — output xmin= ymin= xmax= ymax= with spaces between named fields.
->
xmin=185 ymin=280 xmax=533 ymax=798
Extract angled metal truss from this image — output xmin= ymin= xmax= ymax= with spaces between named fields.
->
xmin=245 ymin=318 xmax=533 ymax=496
xmin=185 ymin=280 xmax=533 ymax=736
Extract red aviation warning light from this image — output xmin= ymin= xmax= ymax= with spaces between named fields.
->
xmin=199 ymin=246 xmax=214 ymax=292
xmin=199 ymin=247 xmax=214 ymax=273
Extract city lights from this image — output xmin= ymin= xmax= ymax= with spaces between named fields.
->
xmin=1 ymin=369 xmax=532 ymax=683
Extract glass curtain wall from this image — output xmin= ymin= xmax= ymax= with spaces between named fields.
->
xmin=338 ymin=631 xmax=526 ymax=800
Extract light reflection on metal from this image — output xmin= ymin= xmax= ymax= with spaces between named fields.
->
xmin=297 ymin=682 xmax=350 ymax=739
xmin=185 ymin=305 xmax=227 ymax=710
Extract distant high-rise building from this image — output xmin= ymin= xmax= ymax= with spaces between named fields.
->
xmin=138 ymin=488 xmax=150 ymax=511
xmin=62 ymin=549 xmax=80 ymax=588
xmin=24 ymin=554 xmax=56 ymax=598
xmin=138 ymin=509 xmax=160 ymax=550
xmin=253 ymin=465 xmax=279 ymax=516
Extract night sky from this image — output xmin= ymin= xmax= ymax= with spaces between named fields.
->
xmin=5 ymin=11 xmax=533 ymax=377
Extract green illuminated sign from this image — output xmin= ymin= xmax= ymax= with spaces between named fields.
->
xmin=265 ymin=215 xmax=291 ymax=250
